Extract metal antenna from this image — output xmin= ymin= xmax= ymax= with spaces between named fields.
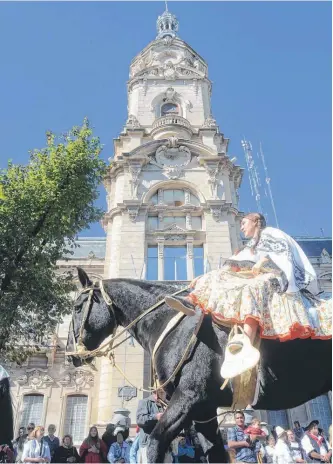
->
xmin=259 ymin=142 xmax=279 ymax=228
xmin=241 ymin=138 xmax=263 ymax=214
xmin=165 ymin=0 xmax=168 ymax=11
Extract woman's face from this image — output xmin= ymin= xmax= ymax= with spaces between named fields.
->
xmin=36 ymin=428 xmax=45 ymax=439
xmin=268 ymin=436 xmax=276 ymax=447
xmin=287 ymin=431 xmax=295 ymax=442
xmin=116 ymin=433 xmax=124 ymax=444
xmin=19 ymin=428 xmax=26 ymax=436
xmin=90 ymin=428 xmax=98 ymax=438
xmin=63 ymin=437 xmax=71 ymax=447
xmin=241 ymin=217 xmax=257 ymax=238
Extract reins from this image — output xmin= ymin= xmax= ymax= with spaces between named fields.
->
xmin=66 ymin=280 xmax=202 ymax=393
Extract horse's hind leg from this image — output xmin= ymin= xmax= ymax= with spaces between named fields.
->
xmin=194 ymin=416 xmax=229 ymax=463
xmin=147 ymin=390 xmax=194 ymax=463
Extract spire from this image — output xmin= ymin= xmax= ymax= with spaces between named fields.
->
xmin=156 ymin=3 xmax=179 ymax=39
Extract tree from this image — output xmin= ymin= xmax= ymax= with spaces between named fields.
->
xmin=0 ymin=119 xmax=107 ymax=363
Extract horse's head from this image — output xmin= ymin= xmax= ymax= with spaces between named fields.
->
xmin=66 ymin=268 xmax=117 ymax=367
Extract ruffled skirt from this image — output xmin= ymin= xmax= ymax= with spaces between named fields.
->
xmin=188 ymin=268 xmax=331 ymax=341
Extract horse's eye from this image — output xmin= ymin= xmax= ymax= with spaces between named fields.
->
xmin=74 ymin=304 xmax=82 ymax=312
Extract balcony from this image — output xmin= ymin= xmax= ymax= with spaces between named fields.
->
xmin=151 ymin=115 xmax=193 ymax=139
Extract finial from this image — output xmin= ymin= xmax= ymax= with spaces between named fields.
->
xmin=156 ymin=4 xmax=179 ymax=39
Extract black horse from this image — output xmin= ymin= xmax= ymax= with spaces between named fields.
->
xmin=67 ymin=268 xmax=332 ymax=463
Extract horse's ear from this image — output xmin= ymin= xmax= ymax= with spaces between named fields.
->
xmin=77 ymin=267 xmax=92 ymax=288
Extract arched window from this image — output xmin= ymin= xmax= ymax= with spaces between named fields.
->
xmin=64 ymin=395 xmax=88 ymax=444
xmin=20 ymin=394 xmax=44 ymax=427
xmin=161 ymin=102 xmax=179 ymax=116
xmin=149 ymin=189 xmax=200 ymax=207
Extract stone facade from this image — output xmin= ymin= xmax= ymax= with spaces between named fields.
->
xmin=6 ymin=7 xmax=332 ymax=445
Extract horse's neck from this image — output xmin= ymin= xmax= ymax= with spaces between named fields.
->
xmin=105 ymin=279 xmax=175 ymax=352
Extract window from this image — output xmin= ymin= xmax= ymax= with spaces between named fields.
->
xmin=163 ymin=216 xmax=186 ymax=228
xmin=164 ymin=247 xmax=187 ymax=281
xmin=194 ymin=246 xmax=204 ymax=277
xmin=267 ymin=410 xmax=289 ymax=429
xmin=63 ymin=395 xmax=88 ymax=444
xmin=164 ymin=189 xmax=185 ymax=206
xmin=161 ymin=103 xmax=179 ymax=116
xmin=191 ymin=216 xmax=202 ymax=230
xmin=147 ymin=246 xmax=158 ymax=280
xmin=308 ymin=395 xmax=332 ymax=435
xmin=20 ymin=394 xmax=44 ymax=428
xmin=147 ymin=216 xmax=158 ymax=231
xmin=189 ymin=193 xmax=200 ymax=206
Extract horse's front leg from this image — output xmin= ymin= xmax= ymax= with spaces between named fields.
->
xmin=147 ymin=390 xmax=194 ymax=463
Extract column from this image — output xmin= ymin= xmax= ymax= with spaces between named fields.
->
xmin=157 ymin=236 xmax=165 ymax=280
xmin=187 ymin=237 xmax=194 ymax=281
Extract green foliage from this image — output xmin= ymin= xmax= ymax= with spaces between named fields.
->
xmin=0 ymin=119 xmax=107 ymax=363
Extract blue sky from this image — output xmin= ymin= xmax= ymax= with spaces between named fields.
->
xmin=0 ymin=1 xmax=331 ymax=237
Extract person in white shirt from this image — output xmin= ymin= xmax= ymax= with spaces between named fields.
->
xmin=22 ymin=426 xmax=51 ymax=464
xmin=260 ymin=435 xmax=276 ymax=463
xmin=301 ymin=422 xmax=332 ymax=463
xmin=273 ymin=426 xmax=294 ymax=464
xmin=286 ymin=430 xmax=306 ymax=463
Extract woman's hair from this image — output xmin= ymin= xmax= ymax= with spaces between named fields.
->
xmin=62 ymin=435 xmax=73 ymax=446
xmin=267 ymin=435 xmax=276 ymax=445
xmin=84 ymin=426 xmax=100 ymax=448
xmin=30 ymin=426 xmax=44 ymax=439
xmin=244 ymin=213 xmax=267 ymax=253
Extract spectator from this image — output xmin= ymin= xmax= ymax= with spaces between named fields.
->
xmin=129 ymin=433 xmax=140 ymax=464
xmin=293 ymin=422 xmax=305 ymax=442
xmin=274 ymin=426 xmax=294 ymax=464
xmin=286 ymin=430 xmax=306 ymax=463
xmin=53 ymin=435 xmax=80 ymax=464
xmin=21 ymin=426 xmax=51 ymax=464
xmin=0 ymin=445 xmax=14 ymax=463
xmin=244 ymin=418 xmax=266 ymax=438
xmin=79 ymin=427 xmax=107 ymax=464
xmin=107 ymin=432 xmax=130 ymax=463
xmin=102 ymin=425 xmax=116 ymax=450
xmin=13 ymin=427 xmax=28 ymax=463
xmin=301 ymin=421 xmax=332 ymax=463
xmin=173 ymin=434 xmax=195 ymax=463
xmin=43 ymin=426 xmax=59 ymax=462
xmin=260 ymin=435 xmax=276 ymax=464
xmin=26 ymin=425 xmax=35 ymax=441
xmin=136 ymin=391 xmax=165 ymax=463
xmin=227 ymin=410 xmax=261 ymax=463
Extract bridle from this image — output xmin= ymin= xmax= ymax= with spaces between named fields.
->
xmin=69 ymin=279 xmax=116 ymax=356
xmin=66 ymin=279 xmax=189 ymax=361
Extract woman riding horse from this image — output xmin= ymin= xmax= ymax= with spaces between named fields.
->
xmin=166 ymin=213 xmax=331 ymax=378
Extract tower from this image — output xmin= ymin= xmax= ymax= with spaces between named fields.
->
xmin=100 ymin=6 xmax=244 ymax=424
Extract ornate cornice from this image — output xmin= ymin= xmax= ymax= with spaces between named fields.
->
xmin=16 ymin=369 xmax=54 ymax=390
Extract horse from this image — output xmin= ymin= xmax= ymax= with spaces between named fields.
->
xmin=67 ymin=268 xmax=332 ymax=463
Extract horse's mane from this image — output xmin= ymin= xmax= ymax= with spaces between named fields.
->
xmin=105 ymin=278 xmax=188 ymax=298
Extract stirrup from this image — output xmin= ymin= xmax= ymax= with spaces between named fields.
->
xmin=165 ymin=296 xmax=195 ymax=316
xmin=220 ymin=325 xmax=260 ymax=379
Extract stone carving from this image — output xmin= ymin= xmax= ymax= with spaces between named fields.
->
xmin=205 ymin=164 xmax=220 ymax=199
xmin=128 ymin=164 xmax=142 ymax=198
xmin=187 ymin=241 xmax=194 ymax=258
xmin=59 ymin=370 xmax=94 ymax=392
xmin=163 ymin=61 xmax=177 ymax=80
xmin=87 ymin=251 xmax=96 ymax=259
xmin=126 ymin=115 xmax=141 ymax=129
xmin=17 ymin=369 xmax=54 ymax=390
xmin=163 ymin=224 xmax=186 ymax=232
xmin=152 ymin=138 xmax=191 ymax=180
xmin=321 ymin=249 xmax=332 ymax=264
xmin=157 ymin=241 xmax=164 ymax=258
xmin=127 ymin=206 xmax=140 ymax=223
xmin=166 ymin=235 xmax=185 ymax=241
xmin=162 ymin=36 xmax=174 ymax=47
xmin=186 ymin=214 xmax=192 ymax=229
xmin=210 ymin=206 xmax=221 ymax=221
xmin=202 ymin=115 xmax=217 ymax=128
xmin=164 ymin=87 xmax=176 ymax=101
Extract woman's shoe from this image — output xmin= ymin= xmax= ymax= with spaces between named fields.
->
xmin=165 ymin=296 xmax=196 ymax=316
xmin=220 ymin=332 xmax=260 ymax=379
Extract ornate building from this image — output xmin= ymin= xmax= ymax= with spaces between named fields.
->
xmin=7 ymin=7 xmax=332 ymax=445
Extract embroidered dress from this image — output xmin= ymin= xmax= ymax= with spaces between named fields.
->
xmin=189 ymin=227 xmax=331 ymax=341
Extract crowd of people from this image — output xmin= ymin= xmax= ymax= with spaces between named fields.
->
xmin=3 ymin=408 xmax=331 ymax=464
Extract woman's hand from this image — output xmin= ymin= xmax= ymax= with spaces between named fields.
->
xmin=252 ymin=257 xmax=269 ymax=276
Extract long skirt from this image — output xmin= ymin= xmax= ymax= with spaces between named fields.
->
xmin=188 ymin=268 xmax=331 ymax=341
